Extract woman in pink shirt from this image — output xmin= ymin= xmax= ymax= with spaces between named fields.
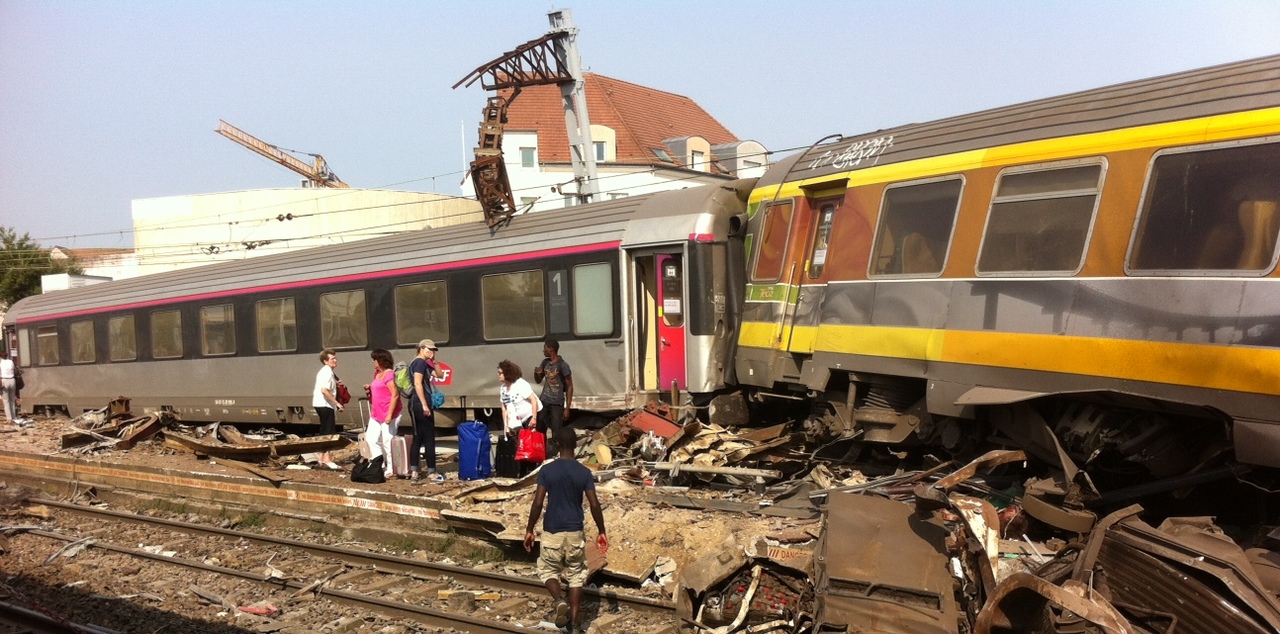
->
xmin=364 ymin=348 xmax=401 ymax=479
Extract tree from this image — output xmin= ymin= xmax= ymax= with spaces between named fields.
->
xmin=0 ymin=226 xmax=82 ymax=309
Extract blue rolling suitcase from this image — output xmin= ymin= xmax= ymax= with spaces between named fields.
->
xmin=457 ymin=421 xmax=492 ymax=480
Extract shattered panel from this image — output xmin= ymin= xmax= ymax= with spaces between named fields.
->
xmin=815 ymin=492 xmax=961 ymax=633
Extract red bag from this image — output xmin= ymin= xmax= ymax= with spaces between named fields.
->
xmin=334 ymin=374 xmax=352 ymax=405
xmin=515 ymin=428 xmax=546 ymax=463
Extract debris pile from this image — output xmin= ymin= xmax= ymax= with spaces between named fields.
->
xmin=29 ymin=397 xmax=1280 ymax=633
xmin=58 ymin=397 xmax=350 ymax=476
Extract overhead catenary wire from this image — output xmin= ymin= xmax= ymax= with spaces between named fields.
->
xmin=28 ymin=143 xmax=787 ymax=251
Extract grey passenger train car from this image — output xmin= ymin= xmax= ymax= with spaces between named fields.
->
xmin=3 ymin=179 xmax=755 ymax=429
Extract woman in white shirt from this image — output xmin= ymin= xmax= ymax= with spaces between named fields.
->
xmin=312 ymin=349 xmax=344 ymax=470
xmin=498 ymin=359 xmax=539 ymax=475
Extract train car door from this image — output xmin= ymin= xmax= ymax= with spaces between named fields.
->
xmin=631 ymin=251 xmax=687 ymax=394
xmin=782 ymin=196 xmax=841 ymax=352
xmin=656 ymin=254 xmax=686 ymax=391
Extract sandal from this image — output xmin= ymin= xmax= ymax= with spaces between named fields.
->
xmin=409 ymin=472 xmax=421 ymax=483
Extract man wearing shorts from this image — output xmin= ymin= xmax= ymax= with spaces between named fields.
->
xmin=524 ymin=427 xmax=607 ymax=632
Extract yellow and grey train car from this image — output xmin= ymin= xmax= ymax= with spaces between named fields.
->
xmin=1 ymin=181 xmax=753 ymax=429
xmin=737 ymin=55 xmax=1280 ymax=471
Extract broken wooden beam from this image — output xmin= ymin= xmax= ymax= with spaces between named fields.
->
xmin=163 ymin=432 xmax=348 ymax=460
xmin=646 ymin=462 xmax=782 ymax=480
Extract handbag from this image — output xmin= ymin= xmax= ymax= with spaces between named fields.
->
xmin=334 ymin=373 xmax=351 ymax=405
xmin=430 ymin=388 xmax=445 ymax=409
xmin=515 ymin=427 xmax=547 ymax=463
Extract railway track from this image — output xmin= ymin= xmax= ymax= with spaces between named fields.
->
xmin=2 ymin=499 xmax=675 ymax=633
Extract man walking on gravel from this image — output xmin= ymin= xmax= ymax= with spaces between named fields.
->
xmin=524 ymin=427 xmax=607 ymax=633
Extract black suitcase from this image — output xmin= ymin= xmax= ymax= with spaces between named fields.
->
xmin=495 ymin=432 xmax=519 ymax=478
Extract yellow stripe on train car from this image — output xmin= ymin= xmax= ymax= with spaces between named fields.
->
xmin=771 ymin=324 xmax=1280 ymax=395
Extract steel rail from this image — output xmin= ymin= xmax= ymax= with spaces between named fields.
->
xmin=0 ymin=597 xmax=109 ymax=634
xmin=26 ymin=527 xmax=545 ymax=634
xmin=41 ymin=498 xmax=672 ymax=613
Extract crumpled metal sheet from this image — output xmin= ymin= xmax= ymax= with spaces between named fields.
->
xmin=1099 ymin=515 xmax=1280 ymax=633
xmin=814 ymin=492 xmax=961 ymax=633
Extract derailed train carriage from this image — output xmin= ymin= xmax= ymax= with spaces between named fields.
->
xmin=1 ymin=182 xmax=754 ymax=430
xmin=735 ymin=54 xmax=1280 ymax=476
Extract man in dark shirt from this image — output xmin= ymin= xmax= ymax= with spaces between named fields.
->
xmin=533 ymin=337 xmax=573 ymax=439
xmin=525 ymin=427 xmax=607 ymax=633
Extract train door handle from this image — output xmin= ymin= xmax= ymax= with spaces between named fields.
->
xmin=660 ymin=336 xmax=671 ymax=348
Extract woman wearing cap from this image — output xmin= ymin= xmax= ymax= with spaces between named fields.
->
xmin=409 ymin=339 xmax=446 ymax=483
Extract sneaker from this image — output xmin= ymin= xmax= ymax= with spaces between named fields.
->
xmin=325 ymin=462 xmax=341 ymax=471
xmin=551 ymin=600 xmax=569 ymax=628
xmin=427 ymin=472 xmax=446 ymax=484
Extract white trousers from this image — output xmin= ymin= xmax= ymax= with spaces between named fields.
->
xmin=365 ymin=417 xmax=394 ymax=476
xmin=1 ymin=379 xmax=15 ymax=422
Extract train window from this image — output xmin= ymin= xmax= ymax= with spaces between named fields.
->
xmin=482 ymin=270 xmax=545 ymax=340
xmin=256 ymin=298 xmax=297 ymax=353
xmin=870 ymin=178 xmax=962 ymax=277
xmin=150 ymin=309 xmax=183 ymax=359
xmin=977 ymin=163 xmax=1103 ymax=275
xmin=16 ymin=328 xmax=30 ymax=367
xmin=751 ymin=199 xmax=794 ymax=281
xmin=108 ymin=315 xmax=136 ymax=362
xmin=200 ymin=304 xmax=236 ymax=356
xmin=35 ymin=325 xmax=59 ymax=366
xmin=807 ymin=202 xmax=838 ymax=279
xmin=394 ymin=281 xmax=449 ymax=346
xmin=70 ymin=320 xmax=95 ymax=364
xmin=1129 ymin=141 xmax=1280 ymax=274
xmin=574 ymin=263 xmax=613 ymax=336
xmin=320 ymin=290 xmax=368 ymax=349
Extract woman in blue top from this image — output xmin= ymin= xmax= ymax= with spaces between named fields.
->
xmin=409 ymin=339 xmax=445 ymax=483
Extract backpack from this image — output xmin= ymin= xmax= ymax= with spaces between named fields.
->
xmin=393 ymin=361 xmax=413 ymax=400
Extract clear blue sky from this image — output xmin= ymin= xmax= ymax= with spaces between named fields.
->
xmin=3 ymin=0 xmax=1279 ymax=248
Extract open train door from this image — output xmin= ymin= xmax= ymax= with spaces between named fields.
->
xmin=631 ymin=250 xmax=687 ymax=397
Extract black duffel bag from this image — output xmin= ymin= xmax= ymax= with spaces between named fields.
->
xmin=351 ymin=455 xmax=386 ymax=484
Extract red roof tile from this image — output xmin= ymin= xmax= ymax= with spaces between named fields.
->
xmin=499 ymin=73 xmax=739 ymax=167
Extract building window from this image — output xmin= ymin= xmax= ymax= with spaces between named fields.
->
xmin=751 ymin=200 xmax=794 ymax=282
xmin=70 ymin=320 xmax=95 ymax=364
xmin=395 ymin=281 xmax=449 ymax=345
xmin=690 ymin=150 xmax=705 ymax=170
xmin=150 ymin=309 xmax=183 ymax=359
xmin=482 ymin=270 xmax=545 ymax=340
xmin=574 ymin=263 xmax=614 ymax=336
xmin=320 ymin=290 xmax=368 ymax=349
xmin=871 ymin=177 xmax=963 ymax=277
xmin=521 ymin=147 xmax=536 ymax=168
xmin=36 ymin=325 xmax=59 ymax=366
xmin=1129 ymin=141 xmax=1280 ymax=273
xmin=200 ymin=304 xmax=236 ymax=356
xmin=256 ymin=298 xmax=297 ymax=353
xmin=108 ymin=315 xmax=136 ymax=362
xmin=563 ymin=195 xmax=577 ymax=207
xmin=653 ymin=148 xmax=673 ymax=163
xmin=594 ymin=141 xmax=606 ymax=162
xmin=977 ymin=162 xmax=1104 ymax=274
